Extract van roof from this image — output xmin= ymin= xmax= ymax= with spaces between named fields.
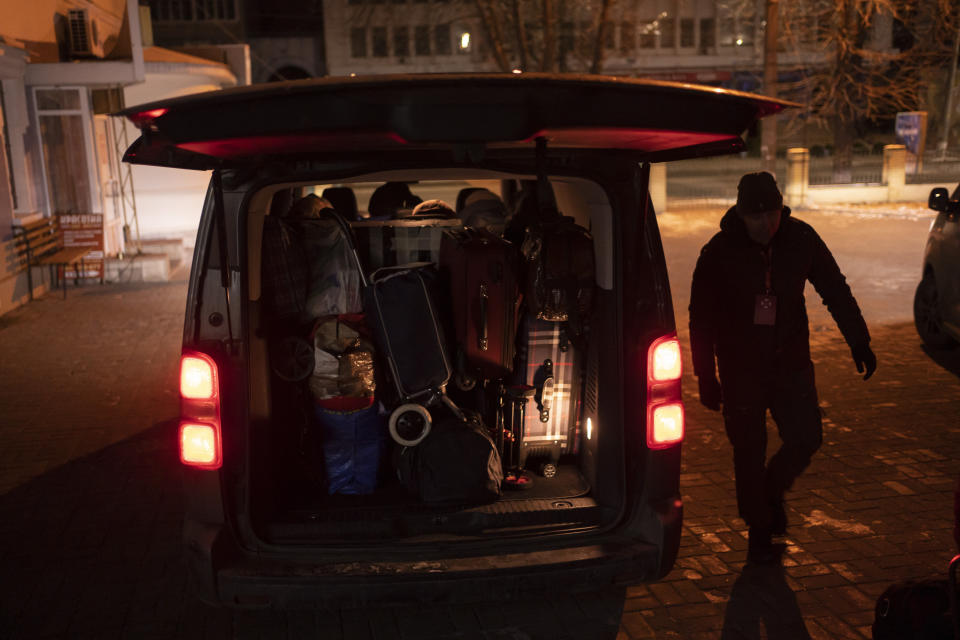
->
xmin=118 ymin=73 xmax=799 ymax=170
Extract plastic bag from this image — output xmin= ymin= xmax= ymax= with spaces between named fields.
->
xmin=315 ymin=402 xmax=387 ymax=495
xmin=308 ymin=315 xmax=376 ymax=402
xmin=288 ymin=218 xmax=363 ymax=319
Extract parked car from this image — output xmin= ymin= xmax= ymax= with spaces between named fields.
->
xmin=915 ymin=183 xmax=960 ymax=348
xmin=119 ymin=74 xmax=791 ymax=618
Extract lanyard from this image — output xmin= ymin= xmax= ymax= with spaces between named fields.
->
xmin=762 ymin=245 xmax=773 ymax=294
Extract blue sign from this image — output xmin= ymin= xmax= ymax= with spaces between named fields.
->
xmin=895 ymin=112 xmax=925 ymax=156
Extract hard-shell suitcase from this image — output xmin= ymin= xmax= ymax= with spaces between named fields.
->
xmin=514 ymin=317 xmax=583 ymax=474
xmin=364 ymin=263 xmax=453 ymax=403
xmin=439 ymin=228 xmax=521 ymax=381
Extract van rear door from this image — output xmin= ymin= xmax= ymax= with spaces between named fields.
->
xmin=117 ymin=73 xmax=796 ymax=169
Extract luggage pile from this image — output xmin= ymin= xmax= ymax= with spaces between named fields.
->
xmin=261 ymin=182 xmax=596 ymax=503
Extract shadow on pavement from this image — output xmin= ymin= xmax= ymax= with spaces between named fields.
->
xmin=0 ymin=418 xmax=217 ymax=639
xmin=720 ymin=561 xmax=812 ymax=640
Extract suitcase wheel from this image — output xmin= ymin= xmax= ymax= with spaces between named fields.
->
xmin=389 ymin=404 xmax=432 ymax=446
xmin=539 ymin=463 xmax=557 ymax=479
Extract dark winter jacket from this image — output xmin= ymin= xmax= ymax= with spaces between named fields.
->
xmin=689 ymin=206 xmax=870 ymax=385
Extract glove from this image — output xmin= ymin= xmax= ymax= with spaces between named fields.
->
xmin=697 ymin=376 xmax=722 ymax=411
xmin=851 ymin=343 xmax=877 ymax=381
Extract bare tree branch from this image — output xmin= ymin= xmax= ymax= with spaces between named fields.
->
xmin=589 ymin=0 xmax=613 ymax=74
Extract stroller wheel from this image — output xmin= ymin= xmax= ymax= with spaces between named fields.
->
xmin=389 ymin=404 xmax=432 ymax=446
xmin=272 ymin=336 xmax=315 ymax=381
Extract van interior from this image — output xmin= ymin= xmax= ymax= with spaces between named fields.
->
xmin=244 ymin=170 xmax=627 ymax=545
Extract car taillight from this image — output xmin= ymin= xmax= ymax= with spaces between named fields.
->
xmin=181 ymin=355 xmax=216 ymax=399
xmin=179 ymin=351 xmax=222 ymax=469
xmin=646 ymin=334 xmax=684 ymax=449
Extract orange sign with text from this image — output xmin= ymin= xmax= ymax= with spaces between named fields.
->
xmin=58 ymin=213 xmax=104 ymax=280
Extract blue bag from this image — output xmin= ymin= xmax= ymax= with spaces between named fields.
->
xmin=314 ymin=401 xmax=387 ymax=495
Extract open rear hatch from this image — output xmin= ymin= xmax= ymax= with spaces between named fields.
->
xmin=118 ymin=73 xmax=797 ymax=169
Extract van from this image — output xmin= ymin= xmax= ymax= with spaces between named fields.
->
xmin=119 ymin=74 xmax=789 ymax=619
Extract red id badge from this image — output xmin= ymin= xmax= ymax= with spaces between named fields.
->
xmin=754 ymin=294 xmax=777 ymax=325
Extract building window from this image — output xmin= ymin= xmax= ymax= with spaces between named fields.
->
xmin=415 ymin=25 xmax=431 ymax=55
xmin=372 ymin=26 xmax=388 ymax=57
xmin=36 ymin=89 xmax=82 ymax=111
xmin=620 ymin=22 xmax=635 ymax=54
xmin=640 ymin=21 xmax=656 ymax=48
xmin=351 ymin=28 xmax=367 ymax=57
xmin=150 ymin=0 xmax=237 ymax=22
xmin=435 ymin=24 xmax=451 ymax=55
xmin=660 ymin=17 xmax=675 ymax=48
xmin=34 ymin=88 xmax=92 ymax=216
xmin=699 ymin=18 xmax=715 ymax=53
xmin=394 ymin=26 xmax=410 ymax=57
xmin=718 ymin=0 xmax=755 ymax=47
xmin=680 ymin=18 xmax=695 ymax=48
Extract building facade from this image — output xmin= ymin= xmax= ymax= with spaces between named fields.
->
xmin=0 ymin=0 xmax=242 ymax=316
xmin=322 ymin=0 xmax=893 ymax=91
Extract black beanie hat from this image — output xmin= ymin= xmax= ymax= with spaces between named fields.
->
xmin=737 ymin=171 xmax=783 ymax=214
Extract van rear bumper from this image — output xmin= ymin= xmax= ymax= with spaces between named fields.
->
xmin=188 ymin=523 xmax=666 ymax=609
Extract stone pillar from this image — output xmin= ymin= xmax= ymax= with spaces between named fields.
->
xmin=650 ymin=162 xmax=667 ymax=213
xmin=784 ymin=148 xmax=809 ymax=208
xmin=883 ymin=144 xmax=905 ymax=201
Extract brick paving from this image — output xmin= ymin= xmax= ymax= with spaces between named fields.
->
xmin=1 ymin=241 xmax=959 ymax=638
xmin=617 ymin=321 xmax=960 ymax=639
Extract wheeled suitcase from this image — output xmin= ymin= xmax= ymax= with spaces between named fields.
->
xmin=364 ymin=263 xmax=454 ymax=403
xmin=514 ymin=317 xmax=583 ymax=475
xmin=439 ymin=228 xmax=521 ymax=382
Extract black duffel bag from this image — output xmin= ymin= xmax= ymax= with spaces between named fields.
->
xmin=396 ymin=413 xmax=502 ymax=505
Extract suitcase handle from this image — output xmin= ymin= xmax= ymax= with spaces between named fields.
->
xmin=479 ymin=283 xmax=489 ymax=352
xmin=537 ymin=359 xmax=554 ymax=423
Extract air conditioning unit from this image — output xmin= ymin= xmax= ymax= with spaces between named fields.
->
xmin=67 ymin=9 xmax=106 ymax=59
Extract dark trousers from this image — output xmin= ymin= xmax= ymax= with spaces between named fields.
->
xmin=720 ymin=364 xmax=823 ymax=530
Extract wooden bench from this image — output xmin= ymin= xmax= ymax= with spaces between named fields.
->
xmin=12 ymin=216 xmax=94 ymax=300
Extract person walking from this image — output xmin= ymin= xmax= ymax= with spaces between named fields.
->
xmin=689 ymin=171 xmax=876 ymax=562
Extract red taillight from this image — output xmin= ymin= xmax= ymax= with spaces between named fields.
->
xmin=180 ymin=352 xmax=222 ymax=469
xmin=179 ymin=422 xmax=221 ymax=468
xmin=651 ymin=337 xmax=682 ymax=381
xmin=646 ymin=334 xmax=684 ymax=449
xmin=181 ymin=355 xmax=217 ymax=399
